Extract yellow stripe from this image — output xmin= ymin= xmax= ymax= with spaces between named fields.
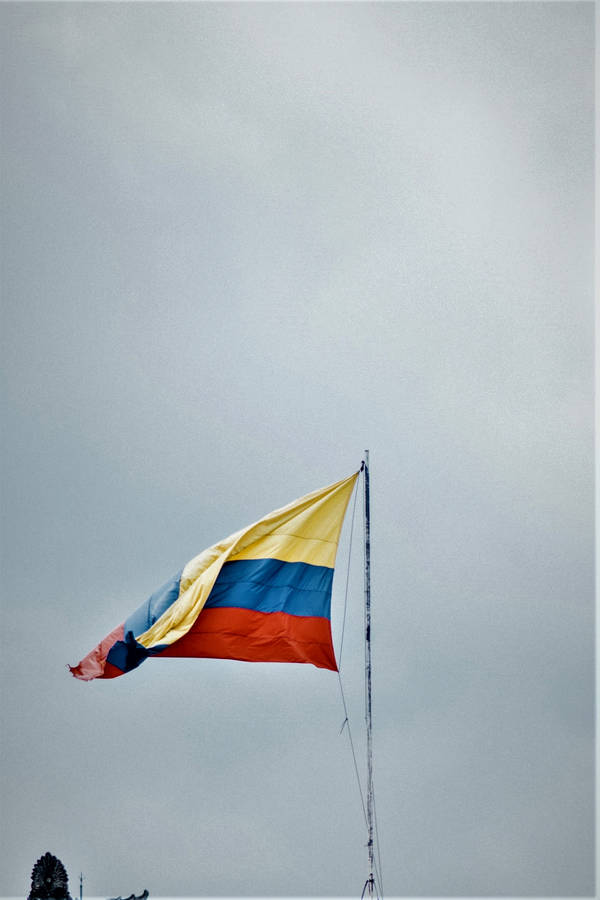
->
xmin=136 ymin=471 xmax=358 ymax=651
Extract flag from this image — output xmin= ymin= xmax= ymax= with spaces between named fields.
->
xmin=70 ymin=472 xmax=358 ymax=680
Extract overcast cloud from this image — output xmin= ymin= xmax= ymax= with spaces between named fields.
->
xmin=0 ymin=2 xmax=594 ymax=897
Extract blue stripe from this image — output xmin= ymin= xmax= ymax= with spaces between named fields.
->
xmin=124 ymin=571 xmax=183 ymax=639
xmin=205 ymin=558 xmax=334 ymax=619
xmin=106 ymin=632 xmax=149 ymax=673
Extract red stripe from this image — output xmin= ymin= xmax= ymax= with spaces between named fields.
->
xmin=157 ymin=607 xmax=338 ymax=671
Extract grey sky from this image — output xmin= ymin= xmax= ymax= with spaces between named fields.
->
xmin=0 ymin=2 xmax=594 ymax=897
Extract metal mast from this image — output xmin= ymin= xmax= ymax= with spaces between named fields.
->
xmin=363 ymin=450 xmax=375 ymax=899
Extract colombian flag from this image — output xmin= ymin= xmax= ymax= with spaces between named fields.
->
xmin=70 ymin=472 xmax=358 ymax=680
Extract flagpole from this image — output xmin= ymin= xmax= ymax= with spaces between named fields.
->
xmin=363 ymin=450 xmax=375 ymax=899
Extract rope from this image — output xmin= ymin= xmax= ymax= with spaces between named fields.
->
xmin=337 ymin=671 xmax=368 ymax=828
xmin=336 ymin=471 xmax=367 ymax=827
xmin=373 ymin=783 xmax=384 ymax=896
xmin=337 ymin=473 xmax=360 ymax=670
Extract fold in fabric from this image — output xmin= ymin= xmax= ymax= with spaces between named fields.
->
xmin=70 ymin=472 xmax=358 ymax=680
